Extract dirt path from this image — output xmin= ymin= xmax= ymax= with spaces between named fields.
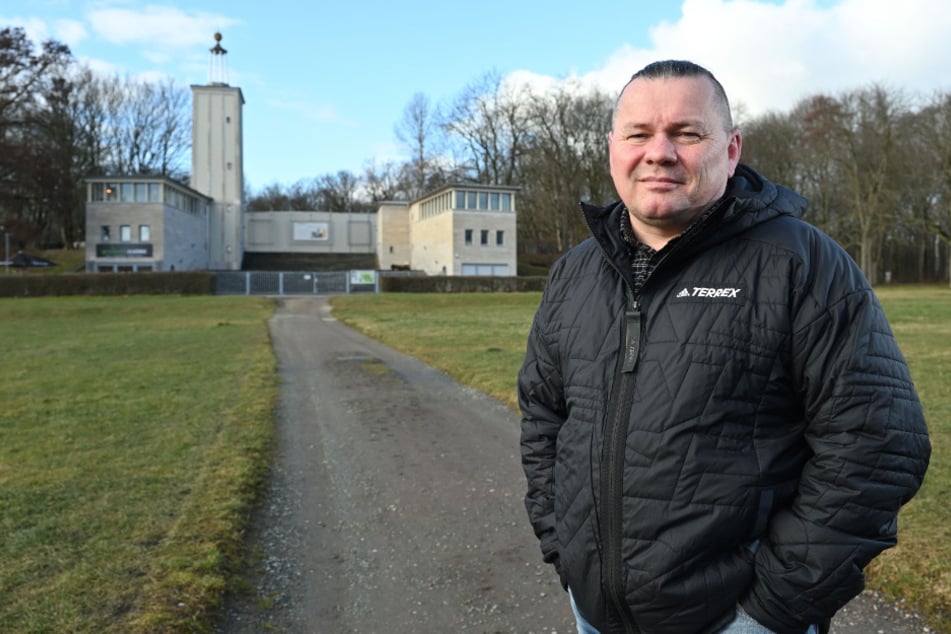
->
xmin=215 ymin=296 xmax=936 ymax=634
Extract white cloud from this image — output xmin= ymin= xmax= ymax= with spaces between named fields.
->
xmin=86 ymin=5 xmax=238 ymax=49
xmin=516 ymin=0 xmax=951 ymax=118
xmin=52 ymin=18 xmax=86 ymax=47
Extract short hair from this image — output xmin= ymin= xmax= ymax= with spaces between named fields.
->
xmin=613 ymin=59 xmax=734 ymax=132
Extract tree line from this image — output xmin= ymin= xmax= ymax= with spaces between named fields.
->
xmin=2 ymin=24 xmax=948 ymax=283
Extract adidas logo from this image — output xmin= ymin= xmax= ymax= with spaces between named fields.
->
xmin=675 ymin=286 xmax=743 ymax=299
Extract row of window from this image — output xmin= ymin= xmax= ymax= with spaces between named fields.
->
xmin=456 ymin=190 xmax=513 ymax=212
xmin=420 ymin=191 xmax=454 ymax=219
xmin=464 ymin=229 xmax=504 ymax=246
xmin=100 ymin=224 xmax=151 ymax=243
xmin=419 ymin=189 xmax=515 ymax=220
xmin=91 ymin=182 xmax=162 ymax=203
xmin=89 ymin=181 xmax=207 ymax=215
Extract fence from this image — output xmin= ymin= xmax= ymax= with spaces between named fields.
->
xmin=215 ymin=270 xmax=379 ymax=296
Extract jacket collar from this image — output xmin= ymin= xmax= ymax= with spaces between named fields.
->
xmin=581 ymin=164 xmax=807 ymax=261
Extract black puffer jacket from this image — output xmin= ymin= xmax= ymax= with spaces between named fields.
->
xmin=518 ymin=165 xmax=930 ymax=634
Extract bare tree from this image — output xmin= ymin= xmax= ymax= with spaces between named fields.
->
xmin=246 ymin=179 xmax=322 ymax=211
xmin=363 ymin=159 xmax=407 ymax=203
xmin=442 ymin=71 xmax=530 ymax=185
xmin=520 ymin=86 xmax=613 ymax=252
xmin=154 ymin=78 xmax=191 ymax=179
xmin=394 ymin=92 xmax=444 ymax=199
xmin=246 ymin=182 xmax=293 ymax=211
xmin=921 ymin=91 xmax=951 ymax=286
xmin=834 ymin=85 xmax=907 ymax=283
xmin=0 ymin=27 xmax=72 ymax=242
xmin=315 ymin=170 xmax=374 ymax=211
xmin=788 ymin=95 xmax=850 ymax=236
xmin=0 ymin=27 xmax=71 ymax=128
xmin=98 ymin=75 xmax=190 ymax=177
xmin=33 ymin=73 xmax=90 ymax=246
xmin=738 ymin=111 xmax=800 ymax=188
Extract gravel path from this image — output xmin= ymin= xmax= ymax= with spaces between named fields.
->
xmin=213 ymin=296 xmax=938 ymax=634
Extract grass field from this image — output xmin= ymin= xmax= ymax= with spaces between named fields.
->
xmin=0 ymin=287 xmax=947 ymax=632
xmin=0 ymin=295 xmax=277 ymax=633
xmin=331 ymin=286 xmax=951 ymax=632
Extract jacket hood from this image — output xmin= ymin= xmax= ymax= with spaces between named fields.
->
xmin=720 ymin=163 xmax=807 ymax=227
xmin=580 ymin=164 xmax=808 ymax=265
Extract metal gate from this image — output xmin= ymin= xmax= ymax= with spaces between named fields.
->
xmin=214 ymin=270 xmax=379 ymax=295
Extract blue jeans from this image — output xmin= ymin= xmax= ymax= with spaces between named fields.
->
xmin=719 ymin=606 xmax=819 ymax=634
xmin=568 ymin=588 xmax=599 ymax=634
xmin=568 ymin=591 xmax=818 ymax=634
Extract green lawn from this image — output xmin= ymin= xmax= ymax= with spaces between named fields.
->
xmin=331 ymin=286 xmax=951 ymax=632
xmin=0 ymin=295 xmax=277 ymax=633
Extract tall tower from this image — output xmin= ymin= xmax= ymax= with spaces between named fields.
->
xmin=191 ymin=32 xmax=245 ymax=270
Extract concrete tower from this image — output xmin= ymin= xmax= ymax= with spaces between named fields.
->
xmin=191 ymin=32 xmax=245 ymax=270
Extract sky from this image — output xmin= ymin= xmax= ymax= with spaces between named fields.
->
xmin=6 ymin=0 xmax=951 ymax=192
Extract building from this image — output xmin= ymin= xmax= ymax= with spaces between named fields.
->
xmin=378 ymin=184 xmax=518 ymax=276
xmin=83 ymin=34 xmax=517 ymax=276
xmin=84 ymin=177 xmax=212 ymax=272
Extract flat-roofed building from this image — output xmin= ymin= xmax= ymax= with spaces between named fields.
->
xmin=378 ymin=184 xmax=519 ymax=276
xmin=84 ymin=177 xmax=212 ymax=272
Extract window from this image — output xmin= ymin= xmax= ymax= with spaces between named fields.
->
xmin=496 ymin=230 xmax=504 ymax=246
xmin=100 ymin=225 xmax=111 ymax=241
xmin=139 ymin=225 xmax=151 ymax=242
xmin=120 ymin=183 xmax=134 ymax=201
xmin=480 ymin=230 xmax=489 ymax=246
xmin=465 ymin=229 xmax=473 ymax=246
xmin=454 ymin=188 xmax=515 ymax=211
xmin=149 ymin=183 xmax=162 ymax=202
xmin=91 ymin=183 xmax=104 ymax=201
xmin=104 ymin=184 xmax=119 ymax=202
xmin=135 ymin=183 xmax=147 ymax=201
xmin=120 ymin=225 xmax=132 ymax=242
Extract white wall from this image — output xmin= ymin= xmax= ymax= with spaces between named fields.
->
xmin=192 ymin=84 xmax=244 ymax=270
xmin=245 ymin=211 xmax=376 ymax=254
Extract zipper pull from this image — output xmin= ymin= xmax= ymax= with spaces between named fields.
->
xmin=622 ymin=306 xmax=641 ymax=373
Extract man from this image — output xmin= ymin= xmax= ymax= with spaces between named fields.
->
xmin=518 ymin=60 xmax=930 ymax=634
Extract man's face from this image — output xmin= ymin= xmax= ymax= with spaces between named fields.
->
xmin=608 ymin=76 xmax=741 ymax=246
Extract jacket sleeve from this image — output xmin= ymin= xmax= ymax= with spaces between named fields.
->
xmin=518 ymin=292 xmax=569 ymax=584
xmin=743 ymin=253 xmax=931 ymax=633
